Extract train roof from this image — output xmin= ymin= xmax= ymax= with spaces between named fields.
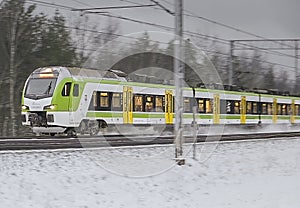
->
xmin=32 ymin=66 xmax=300 ymax=99
xmin=33 ymin=66 xmax=127 ymax=81
xmin=68 ymin=67 xmax=127 ymax=81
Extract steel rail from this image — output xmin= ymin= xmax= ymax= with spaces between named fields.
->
xmin=1 ymin=132 xmax=300 ymax=151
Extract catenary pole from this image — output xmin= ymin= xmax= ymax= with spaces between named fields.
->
xmin=229 ymin=40 xmax=234 ymax=86
xmin=174 ymin=0 xmax=185 ymax=165
xmin=295 ymin=40 xmax=299 ymax=93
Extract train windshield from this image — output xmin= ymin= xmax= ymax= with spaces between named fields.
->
xmin=25 ymin=78 xmax=57 ymax=99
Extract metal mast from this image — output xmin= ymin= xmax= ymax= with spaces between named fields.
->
xmin=295 ymin=41 xmax=299 ymax=92
xmin=174 ymin=0 xmax=185 ymax=165
xmin=229 ymin=40 xmax=234 ymax=86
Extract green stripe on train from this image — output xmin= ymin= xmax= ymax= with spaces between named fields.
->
xmin=277 ymin=115 xmax=292 ymax=120
xmin=86 ymin=111 xmax=297 ymax=120
xmin=70 ymin=77 xmax=300 ymax=100
xmin=87 ymin=112 xmax=123 ymax=118
xmin=133 ymin=113 xmax=165 ymax=118
xmin=86 ymin=111 xmax=165 ymax=118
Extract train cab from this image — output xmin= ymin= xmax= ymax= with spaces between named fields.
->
xmin=21 ymin=67 xmax=74 ymax=135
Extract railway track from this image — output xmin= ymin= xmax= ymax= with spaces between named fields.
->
xmin=1 ymin=131 xmax=300 ymax=151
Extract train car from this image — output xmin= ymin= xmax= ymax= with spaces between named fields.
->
xmin=21 ymin=66 xmax=300 ymax=136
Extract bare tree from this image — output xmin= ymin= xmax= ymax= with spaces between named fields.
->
xmin=72 ymin=15 xmax=121 ymax=66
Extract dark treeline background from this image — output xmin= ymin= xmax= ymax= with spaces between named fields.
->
xmin=0 ymin=0 xmax=293 ymax=136
xmin=0 ymin=0 xmax=81 ymax=136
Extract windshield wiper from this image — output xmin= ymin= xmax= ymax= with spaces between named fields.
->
xmin=44 ymin=81 xmax=52 ymax=95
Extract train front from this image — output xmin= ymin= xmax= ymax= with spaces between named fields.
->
xmin=21 ymin=67 xmax=70 ymax=135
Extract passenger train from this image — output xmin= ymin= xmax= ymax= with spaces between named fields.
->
xmin=21 ymin=66 xmax=300 ymax=136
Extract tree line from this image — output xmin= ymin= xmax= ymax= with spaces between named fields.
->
xmin=0 ymin=0 xmax=115 ymax=136
xmin=0 ymin=0 xmax=294 ymax=136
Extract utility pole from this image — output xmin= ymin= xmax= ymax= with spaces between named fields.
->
xmin=295 ymin=40 xmax=299 ymax=93
xmin=229 ymin=40 xmax=234 ymax=86
xmin=174 ymin=0 xmax=185 ymax=165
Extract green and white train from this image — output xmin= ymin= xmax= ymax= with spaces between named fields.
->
xmin=21 ymin=66 xmax=300 ymax=136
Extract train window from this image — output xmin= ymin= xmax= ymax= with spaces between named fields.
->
xmin=226 ymin=101 xmax=233 ymax=114
xmin=247 ymin=102 xmax=252 ymax=114
xmin=206 ymin=99 xmax=212 ymax=113
xmin=253 ymin=103 xmax=258 ymax=114
xmin=145 ymin=96 xmax=154 ymax=112
xmin=296 ymin=105 xmax=300 ymax=115
xmin=100 ymin=92 xmax=109 ymax=107
xmin=62 ymin=82 xmax=71 ymax=96
xmin=112 ymin=93 xmax=122 ymax=110
xmin=198 ymin=99 xmax=205 ymax=113
xmin=173 ymin=97 xmax=175 ymax=113
xmin=284 ymin=104 xmax=290 ymax=115
xmin=134 ymin=95 xmax=144 ymax=112
xmin=267 ymin=103 xmax=272 ymax=115
xmin=155 ymin=96 xmax=164 ymax=112
xmin=234 ymin=101 xmax=240 ymax=114
xmin=184 ymin=98 xmax=191 ymax=113
xmin=73 ymin=84 xmax=79 ymax=97
xmin=261 ymin=103 xmax=267 ymax=115
xmin=277 ymin=104 xmax=282 ymax=115
xmin=287 ymin=104 xmax=291 ymax=115
xmin=220 ymin=100 xmax=226 ymax=114
xmin=281 ymin=104 xmax=287 ymax=115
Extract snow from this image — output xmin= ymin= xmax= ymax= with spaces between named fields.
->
xmin=1 ymin=137 xmax=300 ymax=208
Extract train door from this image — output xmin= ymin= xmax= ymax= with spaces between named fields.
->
xmin=213 ymin=94 xmax=220 ymax=124
xmin=291 ymin=99 xmax=295 ymax=124
xmin=123 ymin=86 xmax=133 ymax=124
xmin=240 ymin=96 xmax=246 ymax=124
xmin=60 ymin=81 xmax=72 ymax=110
xmin=273 ymin=98 xmax=277 ymax=124
xmin=69 ymin=83 xmax=83 ymax=121
xmin=165 ymin=90 xmax=173 ymax=124
xmin=60 ymin=81 xmax=73 ymax=123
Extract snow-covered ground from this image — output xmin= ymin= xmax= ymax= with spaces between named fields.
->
xmin=1 ymin=137 xmax=300 ymax=208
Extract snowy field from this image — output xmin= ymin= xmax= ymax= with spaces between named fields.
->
xmin=1 ymin=137 xmax=300 ymax=208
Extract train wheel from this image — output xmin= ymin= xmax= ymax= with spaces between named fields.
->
xmin=79 ymin=120 xmax=88 ymax=135
xmin=89 ymin=121 xmax=99 ymax=136
xmin=66 ymin=128 xmax=77 ymax=138
xmin=89 ymin=126 xmax=99 ymax=136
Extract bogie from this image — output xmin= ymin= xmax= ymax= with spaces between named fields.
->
xmin=88 ymin=120 xmax=99 ymax=136
xmin=66 ymin=128 xmax=77 ymax=138
xmin=78 ymin=120 xmax=88 ymax=135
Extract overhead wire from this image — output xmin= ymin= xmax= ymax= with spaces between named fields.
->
xmin=117 ymin=0 xmax=297 ymax=60
xmin=149 ymin=0 xmax=173 ymax=15
xmin=158 ymin=0 xmax=297 ymax=59
xmin=26 ymin=0 xmax=74 ymax=10
xmin=24 ymin=0 xmax=298 ymax=72
xmin=71 ymin=4 xmax=157 ymax=12
xmin=160 ymin=0 xmax=294 ymax=48
xmin=92 ymin=12 xmax=298 ymax=62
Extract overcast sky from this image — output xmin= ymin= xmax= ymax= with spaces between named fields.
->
xmin=32 ymin=0 xmax=300 ymax=39
xmin=27 ymin=0 xmax=300 ymax=77
xmin=184 ymin=0 xmax=300 ymax=38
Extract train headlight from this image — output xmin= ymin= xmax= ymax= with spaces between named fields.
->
xmin=22 ymin=105 xmax=29 ymax=111
xmin=44 ymin=104 xmax=56 ymax=110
